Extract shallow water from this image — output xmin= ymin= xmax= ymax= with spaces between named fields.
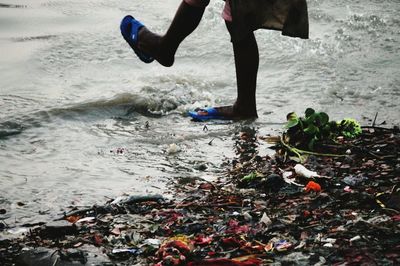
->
xmin=1 ymin=0 xmax=399 ymax=227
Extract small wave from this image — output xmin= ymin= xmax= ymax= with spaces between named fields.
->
xmin=0 ymin=94 xmax=141 ymax=138
xmin=50 ymin=92 xmax=184 ymax=117
xmin=0 ymin=89 xmax=216 ymax=138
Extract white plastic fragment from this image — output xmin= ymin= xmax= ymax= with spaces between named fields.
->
xmin=76 ymin=217 xmax=96 ymax=223
xmin=143 ymin=238 xmax=161 ymax=247
xmin=294 ymin=164 xmax=320 ymax=178
xmin=321 ymin=238 xmax=336 ymax=244
xmin=282 ymin=171 xmax=304 ymax=187
xmin=282 ymin=171 xmax=293 ymax=179
xmin=323 ymin=243 xmax=333 ymax=248
xmin=260 ymin=212 xmax=272 ymax=227
xmin=350 ymin=235 xmax=361 ymax=242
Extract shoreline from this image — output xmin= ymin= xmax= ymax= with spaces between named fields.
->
xmin=1 ymin=125 xmax=399 ymax=265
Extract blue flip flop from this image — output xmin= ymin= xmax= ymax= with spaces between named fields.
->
xmin=188 ymin=107 xmax=229 ymax=121
xmin=120 ymin=15 xmax=154 ymax=63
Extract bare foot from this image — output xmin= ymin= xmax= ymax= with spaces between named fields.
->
xmin=194 ymin=105 xmax=258 ymax=120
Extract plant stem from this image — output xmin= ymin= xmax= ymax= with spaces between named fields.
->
xmin=279 ymin=138 xmax=346 ymax=159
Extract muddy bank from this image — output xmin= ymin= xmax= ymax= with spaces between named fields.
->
xmin=1 ymin=126 xmax=399 ymax=265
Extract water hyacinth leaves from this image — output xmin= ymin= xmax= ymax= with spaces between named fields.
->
xmin=337 ymin=118 xmax=362 ymax=138
xmin=286 ymin=112 xmax=300 ymax=128
xmin=285 ymin=108 xmax=331 ymax=151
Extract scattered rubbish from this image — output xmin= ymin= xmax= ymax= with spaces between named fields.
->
xmin=321 ymin=238 xmax=336 ymax=244
xmin=350 ymin=235 xmax=362 ymax=242
xmin=305 ymin=181 xmax=321 ymax=192
xmin=241 ymin=172 xmax=259 ymax=182
xmin=343 ymin=186 xmax=353 ymax=192
xmin=263 ymin=174 xmax=285 ymax=192
xmin=282 ymin=171 xmax=304 ymax=187
xmin=110 ymin=194 xmax=164 ymax=205
xmin=343 ymin=174 xmax=368 ymax=186
xmin=111 ymin=248 xmax=139 ymax=254
xmin=143 ymin=238 xmax=161 ymax=247
xmin=1 ymin=125 xmax=399 ymax=265
xmin=260 ymin=212 xmax=272 ymax=227
xmin=187 ymin=258 xmax=262 ymax=266
xmin=38 ymin=220 xmax=78 ymax=239
xmin=16 ymin=248 xmax=91 ymax=266
xmin=275 ymin=240 xmax=293 ymax=252
xmin=294 ymin=164 xmax=320 ymax=178
xmin=155 ymin=237 xmax=192 ymax=266
xmin=75 ymin=216 xmax=96 ymax=224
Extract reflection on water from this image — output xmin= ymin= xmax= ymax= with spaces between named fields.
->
xmin=0 ymin=0 xmax=399 ymax=227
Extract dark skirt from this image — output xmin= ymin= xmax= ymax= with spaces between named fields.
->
xmin=229 ymin=0 xmax=309 ymax=41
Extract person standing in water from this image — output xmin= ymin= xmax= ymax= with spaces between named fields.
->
xmin=120 ymin=0 xmax=309 ymax=121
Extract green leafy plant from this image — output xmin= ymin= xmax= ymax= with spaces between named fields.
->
xmin=337 ymin=118 xmax=362 ymax=138
xmin=285 ymin=108 xmax=334 ymax=151
xmin=284 ymin=108 xmax=362 ymax=151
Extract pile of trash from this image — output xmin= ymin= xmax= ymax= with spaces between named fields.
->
xmin=1 ymin=126 xmax=399 ymax=265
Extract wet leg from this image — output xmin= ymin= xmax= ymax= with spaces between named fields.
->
xmin=232 ymin=29 xmax=259 ymax=118
xmin=211 ymin=22 xmax=259 ymax=119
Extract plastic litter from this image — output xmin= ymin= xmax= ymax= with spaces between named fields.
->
xmin=143 ymin=238 xmax=161 ymax=247
xmin=2 ymin=125 xmax=399 ymax=266
xmin=76 ymin=216 xmax=96 ymax=224
xmin=350 ymin=235 xmax=362 ymax=242
xmin=343 ymin=174 xmax=368 ymax=186
xmin=111 ymin=248 xmax=140 ymax=254
xmin=294 ymin=164 xmax=320 ymax=178
xmin=260 ymin=212 xmax=272 ymax=227
xmin=110 ymin=194 xmax=164 ymax=205
xmin=305 ymin=181 xmax=321 ymax=192
xmin=275 ymin=240 xmax=293 ymax=252
xmin=282 ymin=171 xmax=304 ymax=187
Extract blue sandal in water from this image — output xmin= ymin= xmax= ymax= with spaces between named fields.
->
xmin=120 ymin=15 xmax=154 ymax=63
xmin=188 ymin=107 xmax=230 ymax=121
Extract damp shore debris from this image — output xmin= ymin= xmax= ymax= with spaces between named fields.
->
xmin=1 ymin=124 xmax=399 ymax=265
